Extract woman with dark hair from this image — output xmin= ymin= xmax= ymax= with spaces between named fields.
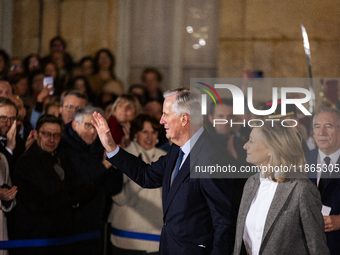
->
xmin=88 ymin=49 xmax=124 ymax=97
xmin=79 ymin=56 xmax=94 ymax=77
xmin=22 ymin=54 xmax=41 ymax=75
xmin=233 ymin=123 xmax=330 ymax=255
xmin=42 ymin=61 xmax=62 ymax=96
xmin=66 ymin=76 xmax=95 ymax=105
xmin=109 ymin=114 xmax=165 ymax=255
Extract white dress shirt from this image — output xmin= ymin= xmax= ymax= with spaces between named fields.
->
xmin=243 ymin=174 xmax=278 ymax=255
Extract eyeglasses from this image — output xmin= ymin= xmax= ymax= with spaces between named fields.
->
xmin=10 ymin=65 xmax=21 ymax=71
xmin=83 ymin=122 xmax=95 ymax=130
xmin=0 ymin=116 xmax=16 ymax=123
xmin=63 ymin=105 xmax=82 ymax=112
xmin=39 ymin=131 xmax=62 ymax=139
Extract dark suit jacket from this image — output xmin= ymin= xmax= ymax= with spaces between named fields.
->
xmin=0 ymin=134 xmax=25 ymax=175
xmin=107 ymin=129 xmax=234 ymax=255
xmin=233 ymin=173 xmax=329 ymax=255
xmin=12 ymin=142 xmax=73 ymax=255
xmin=306 ymin=148 xmax=340 ymax=255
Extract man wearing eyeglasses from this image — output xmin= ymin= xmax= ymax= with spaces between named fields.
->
xmin=0 ymin=97 xmax=25 ymax=175
xmin=13 ymin=114 xmax=74 ymax=255
xmin=9 ymin=95 xmax=33 ymax=143
xmin=58 ymin=106 xmax=122 ymax=255
xmin=30 ymin=90 xmax=87 ymax=129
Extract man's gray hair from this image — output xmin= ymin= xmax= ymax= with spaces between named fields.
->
xmin=73 ymin=106 xmax=104 ymax=123
xmin=313 ymin=106 xmax=340 ymax=128
xmin=163 ymin=87 xmax=203 ymax=127
xmin=60 ymin=90 xmax=88 ymax=107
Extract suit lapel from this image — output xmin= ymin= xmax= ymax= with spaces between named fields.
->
xmin=322 ymin=155 xmax=340 ymax=202
xmin=162 ymin=129 xmax=208 ymax=216
xmin=261 ymin=180 xmax=296 ymax=247
xmin=162 ymin=145 xmax=180 ymax=211
xmin=163 ymin=157 xmax=190 ymax=216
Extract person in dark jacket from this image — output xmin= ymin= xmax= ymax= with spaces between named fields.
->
xmin=58 ymin=106 xmax=122 ymax=255
xmin=12 ymin=115 xmax=73 ymax=255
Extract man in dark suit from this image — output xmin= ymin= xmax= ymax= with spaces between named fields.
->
xmin=13 ymin=114 xmax=73 ymax=255
xmin=92 ymin=88 xmax=234 ymax=255
xmin=305 ymin=106 xmax=340 ymax=255
xmin=9 ymin=95 xmax=33 ymax=143
xmin=0 ymin=97 xmax=25 ymax=174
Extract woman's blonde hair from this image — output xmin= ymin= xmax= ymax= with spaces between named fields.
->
xmin=109 ymin=94 xmax=141 ymax=117
xmin=257 ymin=123 xmax=306 ymax=182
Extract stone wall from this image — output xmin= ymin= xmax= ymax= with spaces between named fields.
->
xmin=218 ymin=0 xmax=340 ymax=78
xmin=12 ymin=0 xmax=119 ymax=62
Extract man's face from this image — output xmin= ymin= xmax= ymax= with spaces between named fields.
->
xmin=313 ymin=111 xmax=340 ymax=155
xmin=0 ymin=105 xmax=17 ymax=137
xmin=9 ymin=96 xmax=25 ymax=131
xmin=144 ymin=72 xmax=160 ymax=93
xmin=51 ymin=39 xmax=65 ymax=54
xmin=160 ymin=95 xmax=183 ymax=143
xmin=0 ymin=81 xmax=12 ymax=98
xmin=8 ymin=59 xmax=23 ymax=77
xmin=72 ymin=114 xmax=97 ymax=145
xmin=144 ymin=101 xmax=162 ymax=120
xmin=60 ymin=95 xmax=87 ymax=124
xmin=36 ymin=123 xmax=62 ymax=154
xmin=208 ymin=104 xmax=233 ymax=136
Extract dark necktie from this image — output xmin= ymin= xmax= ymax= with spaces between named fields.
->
xmin=318 ymin=156 xmax=331 ymax=195
xmin=173 ymin=149 xmax=184 ymax=181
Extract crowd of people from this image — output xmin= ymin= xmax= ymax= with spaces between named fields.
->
xmin=0 ymin=35 xmax=338 ymax=255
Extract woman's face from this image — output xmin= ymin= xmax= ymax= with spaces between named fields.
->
xmin=136 ymin=121 xmax=158 ymax=150
xmin=32 ymin=73 xmax=44 ymax=93
xmin=74 ymin=79 xmax=86 ymax=93
xmin=44 ymin=63 xmax=57 ymax=79
xmin=82 ymin=60 xmax=94 ymax=76
xmin=243 ymin=128 xmax=270 ymax=167
xmin=14 ymin=78 xmax=28 ymax=96
xmin=46 ymin=105 xmax=60 ymax=117
xmin=29 ymin=56 xmax=40 ymax=72
xmin=114 ymin=100 xmax=136 ymax=124
xmin=98 ymin=52 xmax=111 ymax=70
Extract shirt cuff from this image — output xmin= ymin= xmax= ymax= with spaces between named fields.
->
xmin=5 ymin=147 xmax=13 ymax=155
xmin=106 ymin=146 xmax=120 ymax=158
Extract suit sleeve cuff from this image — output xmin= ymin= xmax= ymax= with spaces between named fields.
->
xmin=5 ymin=147 xmax=13 ymax=155
xmin=106 ymin=146 xmax=120 ymax=158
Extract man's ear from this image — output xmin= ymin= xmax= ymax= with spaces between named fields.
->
xmin=71 ymin=120 xmax=77 ymax=131
xmin=181 ymin=113 xmax=189 ymax=126
xmin=33 ymin=130 xmax=38 ymax=140
xmin=59 ymin=106 xmax=63 ymax=114
xmin=208 ymin=114 xmax=213 ymax=124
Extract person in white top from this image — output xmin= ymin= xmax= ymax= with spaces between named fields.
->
xmin=109 ymin=114 xmax=166 ymax=255
xmin=233 ymin=123 xmax=329 ymax=255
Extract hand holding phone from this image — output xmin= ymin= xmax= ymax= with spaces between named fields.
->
xmin=43 ymin=76 xmax=54 ymax=95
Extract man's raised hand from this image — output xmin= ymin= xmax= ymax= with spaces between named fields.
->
xmin=92 ymin=112 xmax=117 ymax=153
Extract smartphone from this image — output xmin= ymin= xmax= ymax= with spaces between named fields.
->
xmin=43 ymin=76 xmax=54 ymax=95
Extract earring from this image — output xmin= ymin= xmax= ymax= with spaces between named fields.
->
xmin=156 ymin=139 xmax=159 ymax=144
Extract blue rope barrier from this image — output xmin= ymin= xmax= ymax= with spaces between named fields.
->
xmin=0 ymin=230 xmax=100 ymax=249
xmin=111 ymin=228 xmax=160 ymax=242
